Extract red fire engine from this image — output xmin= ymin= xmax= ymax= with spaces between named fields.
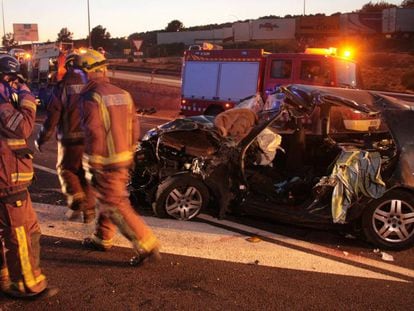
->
xmin=180 ymin=48 xmax=362 ymax=116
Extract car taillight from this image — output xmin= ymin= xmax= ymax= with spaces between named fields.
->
xmin=342 ymin=110 xmax=381 ymax=131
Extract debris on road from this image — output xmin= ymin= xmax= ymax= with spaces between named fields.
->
xmin=373 ymin=249 xmax=394 ymax=261
xmin=246 ymin=236 xmax=262 ymax=243
xmin=345 ymin=234 xmax=357 ymax=240
xmin=381 ymin=252 xmax=394 ymax=262
xmin=247 ymin=260 xmax=260 ymax=265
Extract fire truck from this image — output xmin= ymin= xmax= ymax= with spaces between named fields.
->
xmin=180 ymin=48 xmax=362 ymax=116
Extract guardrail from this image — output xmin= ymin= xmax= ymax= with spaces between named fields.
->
xmin=374 ymin=90 xmax=414 ymax=102
xmin=107 ymin=64 xmax=181 ymax=77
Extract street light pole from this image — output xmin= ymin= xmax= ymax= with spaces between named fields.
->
xmin=2 ymin=0 xmax=5 ymax=40
xmin=87 ymin=0 xmax=91 ymax=47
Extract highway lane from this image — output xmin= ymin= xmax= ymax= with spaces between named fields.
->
xmin=21 ymin=67 xmax=414 ymax=309
xmin=30 ymin=117 xmax=414 ymax=282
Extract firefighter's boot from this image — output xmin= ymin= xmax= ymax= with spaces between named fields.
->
xmin=129 ymin=247 xmax=161 ymax=267
xmin=2 ymin=276 xmax=48 ymax=299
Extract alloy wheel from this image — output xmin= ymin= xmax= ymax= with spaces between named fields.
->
xmin=372 ymin=199 xmax=414 ymax=243
xmin=165 ymin=186 xmax=204 ymax=220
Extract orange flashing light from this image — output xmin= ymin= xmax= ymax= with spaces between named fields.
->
xmin=305 ymin=46 xmax=355 ymax=60
xmin=340 ymin=47 xmax=355 ymax=59
xmin=304 ymin=47 xmax=337 ymax=56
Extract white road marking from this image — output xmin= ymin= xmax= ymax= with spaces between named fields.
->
xmin=197 ymin=214 xmax=414 ymax=280
xmin=33 ymin=163 xmax=58 ymax=175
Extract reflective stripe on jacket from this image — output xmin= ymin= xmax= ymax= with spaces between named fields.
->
xmin=37 ymin=69 xmax=87 ymax=146
xmin=80 ymin=77 xmax=139 ymax=169
xmin=0 ymin=87 xmax=37 ymax=196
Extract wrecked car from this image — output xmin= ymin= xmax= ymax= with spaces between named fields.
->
xmin=129 ymin=84 xmax=414 ymax=250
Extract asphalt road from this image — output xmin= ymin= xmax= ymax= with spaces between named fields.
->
xmin=1 ymin=114 xmax=413 ymax=310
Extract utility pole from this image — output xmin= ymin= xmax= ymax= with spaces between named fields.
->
xmin=87 ymin=0 xmax=91 ymax=47
xmin=303 ymin=0 xmax=306 ymax=15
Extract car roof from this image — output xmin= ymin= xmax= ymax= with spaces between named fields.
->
xmin=286 ymin=84 xmax=414 ymax=114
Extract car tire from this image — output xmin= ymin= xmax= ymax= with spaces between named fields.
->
xmin=153 ymin=174 xmax=210 ymax=220
xmin=362 ymin=190 xmax=414 ymax=250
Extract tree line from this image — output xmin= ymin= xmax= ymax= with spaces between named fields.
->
xmin=2 ymin=0 xmax=413 ymax=52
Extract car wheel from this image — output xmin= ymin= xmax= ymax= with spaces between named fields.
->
xmin=154 ymin=175 xmax=209 ymax=220
xmin=362 ymin=190 xmax=414 ymax=250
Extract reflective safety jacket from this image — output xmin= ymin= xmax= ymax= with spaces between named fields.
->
xmin=37 ymin=69 xmax=87 ymax=146
xmin=80 ymin=77 xmax=139 ymax=170
xmin=0 ymin=83 xmax=37 ymax=197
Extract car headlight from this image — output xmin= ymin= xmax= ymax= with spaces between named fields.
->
xmin=141 ymin=129 xmax=158 ymax=141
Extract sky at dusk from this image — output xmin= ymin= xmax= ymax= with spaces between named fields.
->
xmin=1 ymin=0 xmax=404 ymax=42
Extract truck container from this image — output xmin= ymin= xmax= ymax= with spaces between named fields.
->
xmin=340 ymin=12 xmax=382 ymax=35
xmin=295 ymin=15 xmax=340 ymax=38
xmin=382 ymin=8 xmax=414 ymax=35
xmin=251 ymin=18 xmax=296 ymax=40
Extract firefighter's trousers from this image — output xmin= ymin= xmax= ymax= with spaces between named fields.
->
xmin=90 ymin=168 xmax=158 ymax=253
xmin=57 ymin=142 xmax=95 ymax=212
xmin=0 ymin=191 xmax=47 ymax=294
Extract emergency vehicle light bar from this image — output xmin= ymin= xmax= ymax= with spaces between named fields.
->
xmin=304 ymin=47 xmax=337 ymax=56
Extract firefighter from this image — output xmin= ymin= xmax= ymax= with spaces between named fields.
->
xmin=75 ymin=49 xmax=160 ymax=265
xmin=0 ymin=55 xmax=48 ymax=298
xmin=35 ymin=51 xmax=96 ymax=223
xmin=55 ymin=51 xmax=67 ymax=82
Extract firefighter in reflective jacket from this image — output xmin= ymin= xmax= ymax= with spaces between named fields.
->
xmin=76 ymin=49 xmax=160 ymax=265
xmin=35 ymin=51 xmax=96 ymax=223
xmin=0 ymin=55 xmax=48 ymax=298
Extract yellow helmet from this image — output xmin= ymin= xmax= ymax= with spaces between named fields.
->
xmin=76 ymin=48 xmax=107 ymax=72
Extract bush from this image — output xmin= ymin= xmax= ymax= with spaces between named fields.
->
xmin=145 ymin=43 xmax=186 ymax=57
xmin=364 ymin=53 xmax=394 ymax=68
xmin=401 ymin=71 xmax=414 ymax=91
